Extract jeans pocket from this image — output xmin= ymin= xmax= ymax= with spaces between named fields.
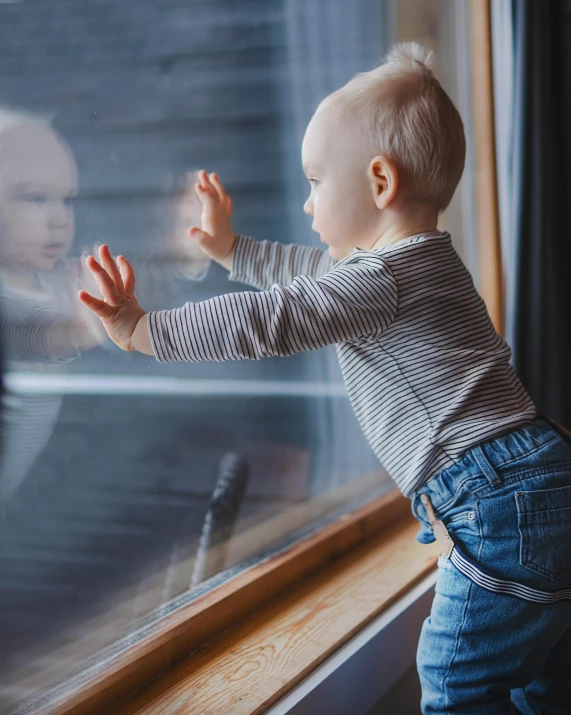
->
xmin=516 ymin=485 xmax=571 ymax=581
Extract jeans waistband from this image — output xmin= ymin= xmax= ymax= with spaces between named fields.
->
xmin=413 ymin=416 xmax=564 ymax=517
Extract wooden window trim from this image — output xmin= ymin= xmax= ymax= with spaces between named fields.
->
xmin=470 ymin=0 xmax=504 ymax=335
xmin=114 ymin=512 xmax=439 ymax=715
xmin=37 ymin=487 xmax=430 ymax=715
xmin=23 ymin=3 xmax=499 ymax=713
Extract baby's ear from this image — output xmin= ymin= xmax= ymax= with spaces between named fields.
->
xmin=368 ymin=156 xmax=398 ymax=210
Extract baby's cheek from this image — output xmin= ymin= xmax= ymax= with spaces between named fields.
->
xmin=0 ymin=217 xmax=33 ymax=262
xmin=26 ymin=207 xmax=55 ymax=237
xmin=3 ymin=203 xmax=45 ymax=237
xmin=2 ymin=223 xmax=50 ymax=267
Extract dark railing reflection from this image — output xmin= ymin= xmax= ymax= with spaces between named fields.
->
xmin=190 ymin=452 xmax=250 ymax=589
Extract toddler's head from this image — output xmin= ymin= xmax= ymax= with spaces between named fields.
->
xmin=301 ymin=43 xmax=466 ymax=260
xmin=0 ymin=108 xmax=78 ymax=274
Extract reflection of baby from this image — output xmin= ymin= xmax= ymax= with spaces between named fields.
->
xmin=0 ymin=108 xmax=105 ymax=357
xmin=0 ymin=108 xmax=105 ymax=500
xmin=0 ymin=108 xmax=208 ymax=499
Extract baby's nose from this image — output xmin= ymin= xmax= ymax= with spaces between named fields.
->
xmin=49 ymin=201 xmax=71 ymax=226
xmin=303 ymin=198 xmax=313 ymax=216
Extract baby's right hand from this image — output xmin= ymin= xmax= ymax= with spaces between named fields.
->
xmin=190 ymin=170 xmax=236 ymax=271
xmin=78 ymin=245 xmax=148 ymax=353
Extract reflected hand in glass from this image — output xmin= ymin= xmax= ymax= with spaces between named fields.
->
xmin=148 ymin=169 xmax=211 ymax=280
xmin=189 ymin=170 xmax=236 ymax=271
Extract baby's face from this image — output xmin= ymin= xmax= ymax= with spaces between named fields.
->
xmin=301 ymin=104 xmax=380 ymax=260
xmin=0 ymin=123 xmax=78 ymax=272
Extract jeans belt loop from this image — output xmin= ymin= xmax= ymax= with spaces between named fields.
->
xmin=472 ymin=443 xmax=501 ymax=487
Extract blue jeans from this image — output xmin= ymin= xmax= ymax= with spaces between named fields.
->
xmin=411 ymin=417 xmax=571 ymax=714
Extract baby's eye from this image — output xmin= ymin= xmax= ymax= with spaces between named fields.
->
xmin=21 ymin=194 xmax=48 ymax=205
xmin=309 ymin=178 xmax=321 ymax=188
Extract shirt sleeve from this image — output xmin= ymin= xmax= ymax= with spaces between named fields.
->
xmin=148 ymin=254 xmax=398 ymax=363
xmin=228 ymin=235 xmax=335 ymax=290
xmin=0 ymin=298 xmax=80 ymax=363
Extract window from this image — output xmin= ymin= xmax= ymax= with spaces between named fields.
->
xmin=0 ymin=1 xmax=478 ymax=710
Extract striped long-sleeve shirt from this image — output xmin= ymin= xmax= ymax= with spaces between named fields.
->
xmin=149 ymin=231 xmax=536 ymax=496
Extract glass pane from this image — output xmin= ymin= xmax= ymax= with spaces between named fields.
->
xmin=0 ymin=0 xmax=476 ymax=708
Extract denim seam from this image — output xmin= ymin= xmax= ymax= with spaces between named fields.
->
xmin=516 ymin=499 xmax=571 ymax=581
xmin=439 ymin=523 xmax=485 ymax=711
xmin=417 ymin=436 xmax=560 ymax=510
xmin=520 ymin=687 xmax=540 ymax=715
xmin=446 ymin=509 xmax=478 ymax=523
xmin=440 ymin=561 xmax=476 ymax=711
xmin=488 ymin=436 xmax=559 ymax=469
xmin=473 ymin=462 xmax=571 ymax=498
xmin=421 ymin=475 xmax=485 ymax=516
xmin=416 ymin=449 xmax=570 ymax=517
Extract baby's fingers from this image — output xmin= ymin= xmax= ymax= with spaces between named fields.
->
xmin=98 ymin=245 xmax=124 ymax=294
xmin=196 ymin=170 xmax=220 ymax=199
xmin=198 ymin=169 xmax=213 ymax=190
xmin=78 ymin=290 xmax=114 ymax=319
xmin=210 ymin=173 xmax=232 ymax=214
xmin=117 ymin=255 xmax=136 ymax=294
xmin=195 ymin=182 xmax=220 ymax=207
xmin=85 ymin=255 xmax=122 ymax=305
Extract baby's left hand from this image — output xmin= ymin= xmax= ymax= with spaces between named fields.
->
xmin=78 ymin=245 xmax=148 ymax=352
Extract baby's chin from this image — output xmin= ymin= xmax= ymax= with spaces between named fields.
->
xmin=326 ymin=244 xmax=353 ymax=261
xmin=315 ymin=233 xmax=353 ymax=260
xmin=18 ymin=255 xmax=64 ymax=273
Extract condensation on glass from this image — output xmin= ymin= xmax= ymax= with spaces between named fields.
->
xmin=0 ymin=0 xmax=476 ymax=709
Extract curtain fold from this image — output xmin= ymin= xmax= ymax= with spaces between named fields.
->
xmin=494 ymin=0 xmax=570 ymax=424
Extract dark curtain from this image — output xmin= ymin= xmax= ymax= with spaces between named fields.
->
xmin=511 ymin=0 xmax=571 ymax=425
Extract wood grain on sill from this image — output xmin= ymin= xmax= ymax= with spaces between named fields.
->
xmin=114 ymin=516 xmax=439 ymax=715
xmin=30 ymin=486 xmax=411 ymax=715
xmin=9 ymin=473 xmax=391 ymax=708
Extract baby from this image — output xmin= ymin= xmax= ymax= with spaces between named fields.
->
xmin=0 ymin=109 xmax=108 ymax=500
xmin=0 ymin=108 xmax=208 ymax=500
xmin=79 ymin=44 xmax=571 ymax=713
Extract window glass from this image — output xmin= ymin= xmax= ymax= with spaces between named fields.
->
xmin=0 ymin=0 xmax=476 ymax=708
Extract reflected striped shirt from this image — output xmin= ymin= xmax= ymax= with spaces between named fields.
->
xmin=149 ymin=232 xmax=536 ymax=496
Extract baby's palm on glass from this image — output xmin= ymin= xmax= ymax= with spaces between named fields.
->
xmin=78 ymin=244 xmax=146 ymax=352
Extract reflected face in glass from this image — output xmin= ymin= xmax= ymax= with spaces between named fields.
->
xmin=0 ymin=123 xmax=78 ymax=273
xmin=301 ymin=104 xmax=379 ymax=261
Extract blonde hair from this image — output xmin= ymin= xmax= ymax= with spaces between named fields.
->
xmin=325 ymin=42 xmax=466 ymax=211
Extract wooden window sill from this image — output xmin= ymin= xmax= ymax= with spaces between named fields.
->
xmin=113 ymin=511 xmax=439 ymax=714
xmin=27 ymin=487 xmax=439 ymax=715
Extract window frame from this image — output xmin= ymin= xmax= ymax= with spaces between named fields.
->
xmin=470 ymin=0 xmax=504 ymax=335
xmin=16 ymin=1 xmax=500 ymax=712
